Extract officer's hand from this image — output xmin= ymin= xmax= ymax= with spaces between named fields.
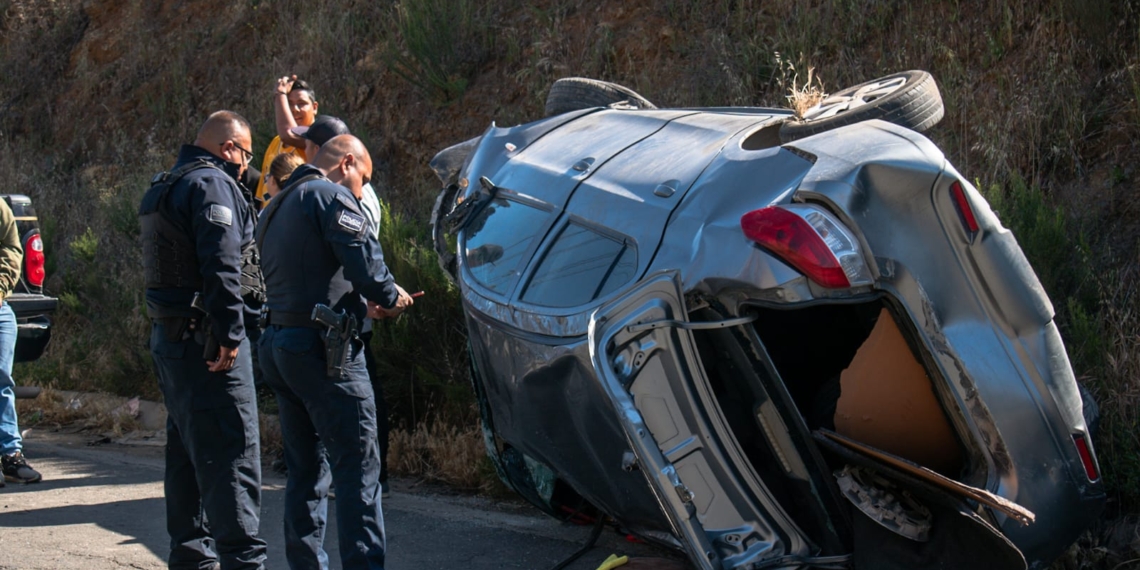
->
xmin=392 ymin=284 xmax=415 ymax=311
xmin=208 ymin=345 xmax=239 ymax=373
xmin=366 ymin=301 xmax=388 ymax=319
xmin=369 ymin=286 xmax=414 ymax=319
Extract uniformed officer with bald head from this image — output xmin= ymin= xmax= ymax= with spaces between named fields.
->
xmin=139 ymin=110 xmax=267 ymax=570
xmin=256 ymin=134 xmax=412 ymax=570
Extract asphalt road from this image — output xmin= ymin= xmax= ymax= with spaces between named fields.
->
xmin=0 ymin=429 xmax=681 ymax=569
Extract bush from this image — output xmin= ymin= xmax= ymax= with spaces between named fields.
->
xmin=370 ymin=195 xmax=474 ymax=428
xmin=385 ymin=0 xmax=495 ymax=104
xmin=5 ymin=136 xmax=162 ymax=400
xmin=981 ymin=178 xmax=1140 ymax=513
xmin=1082 ymin=272 xmax=1140 ymax=516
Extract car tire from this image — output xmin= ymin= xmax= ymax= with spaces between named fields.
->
xmin=779 ymin=70 xmax=944 ymax=142
xmin=544 ymin=77 xmax=657 ymax=117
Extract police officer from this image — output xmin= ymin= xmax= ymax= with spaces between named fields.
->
xmin=256 ymin=134 xmax=412 ymax=569
xmin=286 ymin=114 xmax=394 ymax=499
xmin=139 ymin=111 xmax=267 ymax=570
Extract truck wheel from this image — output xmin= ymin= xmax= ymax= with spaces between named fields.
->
xmin=779 ymin=70 xmax=944 ymax=142
xmin=544 ymin=77 xmax=657 ymax=117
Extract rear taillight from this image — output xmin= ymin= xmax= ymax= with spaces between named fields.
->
xmin=24 ymin=233 xmax=44 ymax=287
xmin=741 ymin=204 xmax=872 ymax=289
xmin=950 ymin=181 xmax=979 ymax=234
xmin=1073 ymin=434 xmax=1100 ymax=482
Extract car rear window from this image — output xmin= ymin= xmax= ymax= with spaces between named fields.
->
xmin=520 ymin=223 xmax=637 ymax=308
xmin=463 ymin=196 xmax=551 ymax=296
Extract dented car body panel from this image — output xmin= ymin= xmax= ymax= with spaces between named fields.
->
xmin=435 ymin=106 xmax=1104 ymax=569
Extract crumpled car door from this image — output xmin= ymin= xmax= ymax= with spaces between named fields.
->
xmin=588 ymin=271 xmax=817 ymax=569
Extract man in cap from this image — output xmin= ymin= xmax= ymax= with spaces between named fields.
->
xmin=138 ymin=110 xmax=267 ymax=570
xmin=289 ymin=114 xmax=350 ymax=163
xmin=256 ymin=134 xmax=413 ymax=569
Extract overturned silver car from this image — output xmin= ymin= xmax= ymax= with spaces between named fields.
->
xmin=429 ymin=72 xmax=1104 ymax=569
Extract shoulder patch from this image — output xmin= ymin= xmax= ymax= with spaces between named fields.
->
xmin=337 ymin=210 xmax=366 ymax=233
xmin=207 ymin=204 xmax=233 ymax=226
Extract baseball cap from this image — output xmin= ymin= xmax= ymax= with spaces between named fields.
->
xmin=289 ymin=115 xmax=350 ymax=147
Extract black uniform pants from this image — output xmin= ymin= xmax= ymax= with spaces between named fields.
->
xmin=150 ymin=320 xmax=266 ymax=570
xmin=258 ymin=325 xmax=386 ymax=570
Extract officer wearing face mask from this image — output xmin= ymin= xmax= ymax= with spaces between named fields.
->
xmin=256 ymin=134 xmax=412 ymax=570
xmin=139 ymin=110 xmax=267 ymax=570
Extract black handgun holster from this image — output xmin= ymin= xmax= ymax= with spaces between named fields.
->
xmin=192 ymin=315 xmax=220 ymax=361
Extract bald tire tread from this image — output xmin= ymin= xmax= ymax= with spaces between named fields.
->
xmin=779 ymin=70 xmax=944 ymax=143
xmin=544 ymin=77 xmax=657 ymax=117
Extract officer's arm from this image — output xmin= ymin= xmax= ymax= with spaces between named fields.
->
xmin=189 ymin=175 xmax=247 ymax=347
xmin=319 ymin=192 xmax=401 ymax=308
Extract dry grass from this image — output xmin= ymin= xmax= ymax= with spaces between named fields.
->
xmin=16 ymin=387 xmax=282 ymax=457
xmin=15 ymin=391 xmax=455 ymax=491
xmin=259 ymin=412 xmax=283 ymax=459
xmin=784 ymin=65 xmax=827 ymax=119
xmin=1051 ymin=517 xmax=1140 ymax=570
xmin=388 ymin=421 xmax=490 ymax=491
xmin=15 ymin=386 xmax=141 ymax=436
xmin=1086 ymin=278 xmax=1140 ymax=513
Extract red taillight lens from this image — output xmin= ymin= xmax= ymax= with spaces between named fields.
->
xmin=950 ymin=181 xmax=979 ymax=234
xmin=741 ymin=205 xmax=870 ymax=289
xmin=1073 ymin=434 xmax=1100 ymax=482
xmin=24 ymin=233 xmax=45 ymax=287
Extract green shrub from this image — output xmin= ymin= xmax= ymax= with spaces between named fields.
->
xmin=1078 ymin=275 xmax=1140 ymax=516
xmin=371 ymin=196 xmax=474 ymax=427
xmin=385 ymin=0 xmax=494 ymax=104
xmin=12 ymin=143 xmax=161 ymax=400
xmin=69 ymin=228 xmax=98 ymax=263
xmin=979 ymin=178 xmax=1140 ymax=512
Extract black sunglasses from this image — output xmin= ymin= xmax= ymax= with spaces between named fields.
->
xmin=223 ymin=141 xmax=254 ymax=163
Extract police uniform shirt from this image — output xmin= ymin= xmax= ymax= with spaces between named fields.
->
xmin=141 ymin=144 xmax=257 ymax=348
xmin=256 ymin=164 xmax=399 ymax=321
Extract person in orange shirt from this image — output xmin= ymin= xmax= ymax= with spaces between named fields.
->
xmin=254 ymin=76 xmax=319 ymax=206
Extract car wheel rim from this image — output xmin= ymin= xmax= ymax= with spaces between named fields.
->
xmin=801 ymin=76 xmax=909 ymax=121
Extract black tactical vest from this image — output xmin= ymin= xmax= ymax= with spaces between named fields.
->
xmin=139 ymin=160 xmax=266 ymax=301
